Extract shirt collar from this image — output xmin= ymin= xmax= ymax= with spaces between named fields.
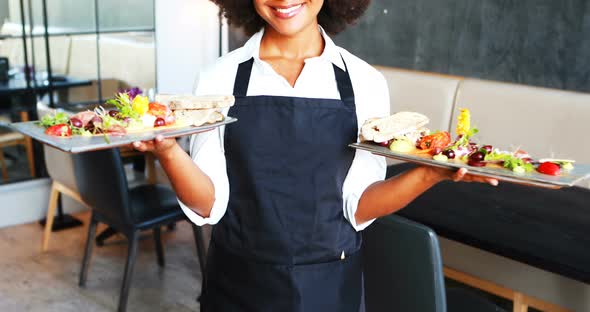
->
xmin=241 ymin=26 xmax=346 ymax=71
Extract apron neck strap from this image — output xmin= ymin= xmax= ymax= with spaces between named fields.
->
xmin=232 ymin=55 xmax=355 ymax=103
xmin=233 ymin=58 xmax=255 ymax=97
xmin=332 ymin=54 xmax=355 ymax=103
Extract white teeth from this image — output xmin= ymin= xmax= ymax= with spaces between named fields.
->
xmin=275 ymin=4 xmax=302 ymax=14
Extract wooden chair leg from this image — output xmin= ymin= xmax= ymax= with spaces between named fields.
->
xmin=79 ymin=215 xmax=98 ymax=287
xmin=154 ymin=227 xmax=165 ymax=267
xmin=514 ymin=293 xmax=528 ymax=312
xmin=0 ymin=148 xmax=8 ymax=182
xmin=118 ymin=230 xmax=139 ymax=312
xmin=18 ymin=111 xmax=35 ymax=177
xmin=24 ymin=137 xmax=35 ymax=178
xmin=42 ymin=182 xmax=60 ymax=252
xmin=145 ymin=153 xmax=156 ymax=184
xmin=192 ymin=224 xmax=208 ymax=301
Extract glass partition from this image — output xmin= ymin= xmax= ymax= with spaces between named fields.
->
xmin=0 ymin=0 xmax=156 ymax=184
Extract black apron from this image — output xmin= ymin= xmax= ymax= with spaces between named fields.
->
xmin=201 ymin=57 xmax=362 ymax=312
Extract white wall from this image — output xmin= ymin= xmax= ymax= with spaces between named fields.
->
xmin=0 ymin=178 xmax=86 ymax=229
xmin=155 ymin=0 xmax=222 ymax=94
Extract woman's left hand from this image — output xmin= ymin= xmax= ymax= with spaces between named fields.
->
xmin=424 ymin=166 xmax=499 ymax=186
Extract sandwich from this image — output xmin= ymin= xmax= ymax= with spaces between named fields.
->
xmin=155 ymin=94 xmax=235 ymax=127
xmin=360 ymin=111 xmax=430 ymax=144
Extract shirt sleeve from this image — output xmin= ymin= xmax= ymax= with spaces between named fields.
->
xmin=178 ymin=69 xmax=230 ymax=226
xmin=342 ymin=71 xmax=390 ymax=231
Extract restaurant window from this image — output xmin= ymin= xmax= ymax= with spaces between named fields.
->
xmin=0 ymin=0 xmax=156 ymax=184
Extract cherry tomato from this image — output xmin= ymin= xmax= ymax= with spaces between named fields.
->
xmin=537 ymin=162 xmax=560 ymax=176
xmin=442 ymin=149 xmax=456 ymax=159
xmin=108 ymin=110 xmax=120 ymax=118
xmin=154 ymin=117 xmax=166 ymax=127
xmin=469 ymin=151 xmax=485 ymax=162
xmin=45 ymin=124 xmax=72 ymax=137
xmin=69 ymin=117 xmax=83 ymax=128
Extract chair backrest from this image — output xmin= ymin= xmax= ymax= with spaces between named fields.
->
xmin=43 ymin=145 xmax=78 ymax=192
xmin=72 ymin=148 xmax=133 ymax=228
xmin=362 ymin=215 xmax=447 ymax=312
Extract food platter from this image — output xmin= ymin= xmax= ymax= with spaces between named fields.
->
xmin=350 ymin=142 xmax=590 ymax=189
xmin=11 ymin=117 xmax=237 ymax=153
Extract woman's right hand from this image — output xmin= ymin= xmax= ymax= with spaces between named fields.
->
xmin=131 ymin=135 xmax=178 ymax=159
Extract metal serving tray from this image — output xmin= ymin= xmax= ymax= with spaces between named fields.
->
xmin=350 ymin=142 xmax=590 ymax=189
xmin=11 ymin=117 xmax=237 ymax=153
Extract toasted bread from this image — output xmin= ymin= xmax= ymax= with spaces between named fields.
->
xmin=173 ymin=109 xmax=224 ymax=127
xmin=155 ymin=94 xmax=235 ymax=110
xmin=361 ymin=112 xmax=430 ymax=143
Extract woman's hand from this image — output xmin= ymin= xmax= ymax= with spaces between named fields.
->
xmin=131 ymin=135 xmax=177 ymax=159
xmin=423 ymin=166 xmax=499 ymax=186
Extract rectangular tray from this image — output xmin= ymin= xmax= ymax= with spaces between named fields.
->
xmin=11 ymin=117 xmax=237 ymax=153
xmin=350 ymin=142 xmax=590 ymax=188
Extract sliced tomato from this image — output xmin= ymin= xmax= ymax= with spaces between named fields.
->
xmin=147 ymin=102 xmax=171 ymax=117
xmin=418 ymin=131 xmax=451 ymax=153
xmin=537 ymin=162 xmax=560 ymax=176
xmin=45 ymin=123 xmax=72 ymax=137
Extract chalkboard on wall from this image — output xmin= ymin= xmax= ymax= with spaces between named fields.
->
xmin=228 ymin=0 xmax=590 ymax=93
xmin=332 ymin=0 xmax=590 ymax=93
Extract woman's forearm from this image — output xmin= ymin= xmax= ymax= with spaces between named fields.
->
xmin=355 ymin=167 xmax=442 ymax=225
xmin=156 ymin=143 xmax=215 ymax=218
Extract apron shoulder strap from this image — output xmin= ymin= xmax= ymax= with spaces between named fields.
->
xmin=332 ymin=54 xmax=355 ymax=105
xmin=233 ymin=58 xmax=255 ymax=97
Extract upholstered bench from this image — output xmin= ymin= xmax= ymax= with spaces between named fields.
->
xmin=375 ymin=66 xmax=590 ymax=311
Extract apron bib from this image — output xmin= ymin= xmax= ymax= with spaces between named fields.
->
xmin=202 ymin=57 xmax=361 ymax=312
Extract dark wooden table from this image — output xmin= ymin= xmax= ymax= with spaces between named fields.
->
xmin=0 ymin=75 xmax=92 ymax=176
xmin=0 ymin=75 xmax=92 ymax=97
xmin=387 ymin=163 xmax=590 ymax=285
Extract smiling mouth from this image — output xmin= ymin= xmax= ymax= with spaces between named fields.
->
xmin=271 ymin=3 xmax=304 ymax=18
xmin=274 ymin=3 xmax=303 ymax=14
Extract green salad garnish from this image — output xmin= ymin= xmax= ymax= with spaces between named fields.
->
xmin=38 ymin=111 xmax=69 ymax=127
xmin=106 ymin=93 xmax=140 ymax=120
xmin=485 ymin=151 xmax=534 ymax=172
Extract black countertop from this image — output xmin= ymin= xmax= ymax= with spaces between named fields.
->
xmin=387 ymin=164 xmax=590 ymax=285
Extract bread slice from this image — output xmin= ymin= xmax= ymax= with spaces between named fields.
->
xmin=155 ymin=94 xmax=235 ymax=110
xmin=361 ymin=111 xmax=430 ymax=143
xmin=174 ymin=109 xmax=225 ymax=127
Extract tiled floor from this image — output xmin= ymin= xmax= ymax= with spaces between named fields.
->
xmin=0 ymin=212 xmax=205 ymax=312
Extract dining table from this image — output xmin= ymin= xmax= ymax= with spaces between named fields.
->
xmin=1 ymin=74 xmax=92 ymax=117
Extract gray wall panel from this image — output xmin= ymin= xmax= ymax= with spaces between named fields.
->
xmin=228 ymin=1 xmax=590 ymax=93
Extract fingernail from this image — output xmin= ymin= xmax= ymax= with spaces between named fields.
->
xmin=133 ymin=142 xmax=139 ymax=147
xmin=492 ymin=180 xmax=498 ymax=186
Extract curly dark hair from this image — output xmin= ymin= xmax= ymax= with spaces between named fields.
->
xmin=210 ymin=0 xmax=371 ymax=36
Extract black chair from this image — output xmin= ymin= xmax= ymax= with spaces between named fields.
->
xmin=73 ymin=148 xmax=207 ymax=312
xmin=362 ymin=214 xmax=506 ymax=312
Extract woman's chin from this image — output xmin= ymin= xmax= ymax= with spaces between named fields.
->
xmin=267 ymin=20 xmax=315 ymax=37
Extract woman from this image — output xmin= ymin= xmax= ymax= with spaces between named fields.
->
xmin=134 ymin=0 xmax=498 ymax=311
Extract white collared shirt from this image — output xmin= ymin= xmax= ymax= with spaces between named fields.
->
xmin=179 ymin=27 xmax=389 ymax=231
